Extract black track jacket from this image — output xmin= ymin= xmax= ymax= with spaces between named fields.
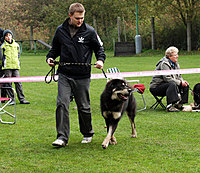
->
xmin=46 ymin=18 xmax=106 ymax=79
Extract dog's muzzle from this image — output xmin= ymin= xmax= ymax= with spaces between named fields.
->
xmin=117 ymin=88 xmax=131 ymax=101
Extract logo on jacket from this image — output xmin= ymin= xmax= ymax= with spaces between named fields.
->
xmin=78 ymin=37 xmax=84 ymax=43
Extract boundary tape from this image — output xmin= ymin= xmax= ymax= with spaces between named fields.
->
xmin=0 ymin=68 xmax=200 ymax=83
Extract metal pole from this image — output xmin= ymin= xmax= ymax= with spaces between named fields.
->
xmin=135 ymin=0 xmax=139 ymax=35
xmin=135 ymin=0 xmax=142 ymax=54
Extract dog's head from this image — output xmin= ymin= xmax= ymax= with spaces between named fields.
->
xmin=192 ymin=83 xmax=200 ymax=105
xmin=105 ymin=79 xmax=132 ymax=101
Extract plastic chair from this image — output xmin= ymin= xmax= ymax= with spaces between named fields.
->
xmin=107 ymin=67 xmax=146 ymax=112
xmin=0 ymin=86 xmax=16 ymax=125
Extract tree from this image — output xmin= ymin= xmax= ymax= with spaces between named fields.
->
xmin=11 ymin=0 xmax=50 ymax=49
xmin=148 ymin=0 xmax=200 ymax=51
xmin=174 ymin=0 xmax=200 ymax=51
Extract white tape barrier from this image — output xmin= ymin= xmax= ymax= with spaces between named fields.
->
xmin=0 ymin=68 xmax=200 ymax=83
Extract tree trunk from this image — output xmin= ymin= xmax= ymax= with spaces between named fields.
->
xmin=151 ymin=17 xmax=155 ymax=50
xmin=187 ymin=20 xmax=192 ymax=51
xmin=30 ymin=25 xmax=34 ymax=50
xmin=117 ymin=17 xmax=121 ymax=42
xmin=93 ymin=16 xmax=97 ymax=32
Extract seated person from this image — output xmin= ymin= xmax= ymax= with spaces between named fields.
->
xmin=149 ymin=46 xmax=189 ymax=112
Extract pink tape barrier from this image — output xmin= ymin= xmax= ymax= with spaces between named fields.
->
xmin=0 ymin=68 xmax=199 ymax=83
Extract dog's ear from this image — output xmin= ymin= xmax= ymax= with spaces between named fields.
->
xmin=105 ymin=80 xmax=115 ymax=94
xmin=126 ymin=82 xmax=135 ymax=91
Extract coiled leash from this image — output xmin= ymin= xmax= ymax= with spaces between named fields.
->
xmin=45 ymin=60 xmax=107 ymax=84
xmin=45 ymin=65 xmax=57 ymax=84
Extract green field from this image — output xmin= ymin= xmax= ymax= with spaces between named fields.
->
xmin=0 ymin=52 xmax=199 ymax=172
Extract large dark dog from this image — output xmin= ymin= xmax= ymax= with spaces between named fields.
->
xmin=183 ymin=83 xmax=200 ymax=111
xmin=192 ymin=83 xmax=200 ymax=109
xmin=100 ymin=79 xmax=137 ymax=149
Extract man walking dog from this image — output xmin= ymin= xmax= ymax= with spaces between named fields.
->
xmin=46 ymin=3 xmax=106 ymax=147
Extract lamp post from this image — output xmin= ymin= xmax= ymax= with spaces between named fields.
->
xmin=135 ymin=0 xmax=142 ymax=54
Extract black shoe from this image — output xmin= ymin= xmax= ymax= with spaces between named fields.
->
xmin=20 ymin=100 xmax=30 ymax=104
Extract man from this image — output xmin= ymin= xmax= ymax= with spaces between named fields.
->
xmin=149 ymin=46 xmax=189 ymax=112
xmin=46 ymin=3 xmax=106 ymax=147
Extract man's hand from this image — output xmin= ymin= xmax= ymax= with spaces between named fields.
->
xmin=47 ymin=58 xmax=55 ymax=67
xmin=94 ymin=60 xmax=104 ymax=69
xmin=181 ymin=80 xmax=189 ymax=87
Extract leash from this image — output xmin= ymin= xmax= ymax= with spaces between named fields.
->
xmin=45 ymin=66 xmax=57 ymax=84
xmin=45 ymin=60 xmax=107 ymax=84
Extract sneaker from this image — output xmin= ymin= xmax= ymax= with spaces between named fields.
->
xmin=8 ymin=100 xmax=15 ymax=106
xmin=20 ymin=100 xmax=30 ymax=104
xmin=52 ymin=139 xmax=67 ymax=147
xmin=167 ymin=105 xmax=180 ymax=112
xmin=81 ymin=137 xmax=92 ymax=144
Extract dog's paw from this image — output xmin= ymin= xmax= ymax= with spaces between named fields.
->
xmin=109 ymin=140 xmax=117 ymax=145
xmin=102 ymin=143 xmax=108 ymax=149
xmin=131 ymin=134 xmax=137 ymax=138
xmin=102 ymin=141 xmax=109 ymax=149
xmin=109 ymin=136 xmax=117 ymax=145
xmin=131 ymin=130 xmax=137 ymax=138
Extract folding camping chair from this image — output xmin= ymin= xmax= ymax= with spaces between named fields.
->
xmin=107 ymin=67 xmax=146 ymax=112
xmin=0 ymin=85 xmax=16 ymax=125
xmin=150 ymin=94 xmax=166 ymax=110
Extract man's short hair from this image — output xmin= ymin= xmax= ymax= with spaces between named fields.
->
xmin=165 ymin=46 xmax=179 ymax=58
xmin=69 ymin=3 xmax=85 ymax=15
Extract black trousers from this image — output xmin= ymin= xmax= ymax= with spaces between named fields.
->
xmin=55 ymin=73 xmax=94 ymax=143
xmin=150 ymin=82 xmax=189 ymax=105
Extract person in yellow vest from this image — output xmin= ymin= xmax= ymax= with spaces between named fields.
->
xmin=0 ymin=29 xmax=30 ymax=105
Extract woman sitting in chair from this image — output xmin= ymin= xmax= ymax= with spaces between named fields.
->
xmin=149 ymin=46 xmax=189 ymax=112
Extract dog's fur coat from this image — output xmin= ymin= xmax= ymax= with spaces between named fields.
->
xmin=100 ymin=79 xmax=137 ymax=149
xmin=192 ymin=83 xmax=200 ymax=109
xmin=182 ymin=83 xmax=200 ymax=111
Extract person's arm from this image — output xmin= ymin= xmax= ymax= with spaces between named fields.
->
xmin=46 ymin=28 xmax=61 ymax=67
xmin=17 ymin=42 xmax=20 ymax=59
xmin=161 ymin=62 xmax=182 ymax=86
xmin=91 ymin=31 xmax=106 ymax=69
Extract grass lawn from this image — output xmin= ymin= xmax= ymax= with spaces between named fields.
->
xmin=0 ymin=51 xmax=199 ymax=172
